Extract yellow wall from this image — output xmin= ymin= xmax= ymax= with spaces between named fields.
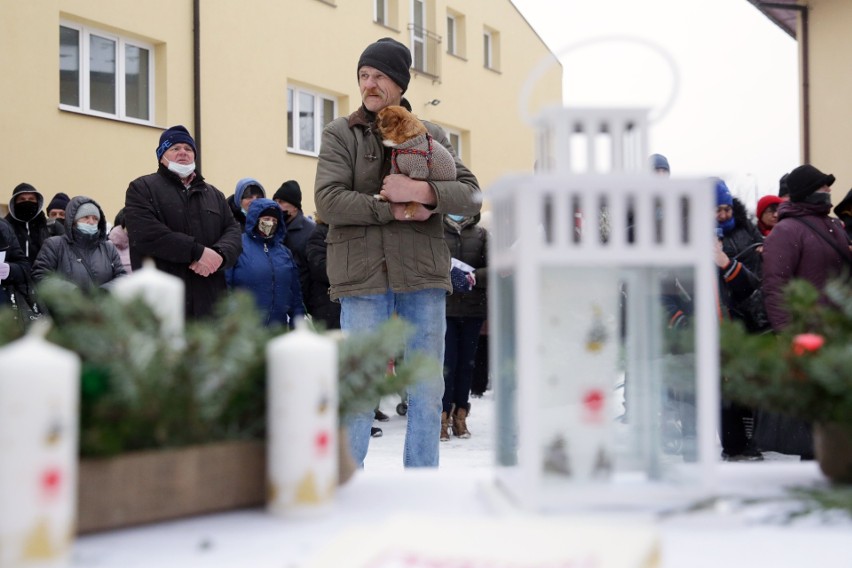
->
xmin=0 ymin=0 xmax=561 ymax=220
xmin=800 ymin=0 xmax=852 ymax=198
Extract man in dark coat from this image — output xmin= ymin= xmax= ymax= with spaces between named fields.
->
xmin=5 ymin=182 xmax=64 ymax=264
xmin=124 ymin=125 xmax=242 ymax=319
xmin=272 ymin=179 xmax=316 ymax=261
xmin=763 ymin=164 xmax=851 ymax=331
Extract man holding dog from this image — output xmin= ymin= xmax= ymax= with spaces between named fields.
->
xmin=315 ymin=37 xmax=481 ymax=468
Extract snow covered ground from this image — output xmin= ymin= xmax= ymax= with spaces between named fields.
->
xmin=364 ymin=392 xmax=497 ymax=472
xmin=362 ymin=388 xmax=800 ymax=472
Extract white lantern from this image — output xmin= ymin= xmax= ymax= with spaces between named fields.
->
xmin=490 ymin=106 xmax=719 ymax=511
xmin=0 ymin=323 xmax=80 ymax=566
xmin=266 ymin=322 xmax=338 ymax=517
xmin=111 ymin=259 xmax=184 ymax=338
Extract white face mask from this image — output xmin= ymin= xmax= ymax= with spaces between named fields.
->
xmin=167 ymin=160 xmax=196 ymax=178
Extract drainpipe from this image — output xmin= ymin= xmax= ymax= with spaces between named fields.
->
xmin=193 ymin=0 xmax=202 ymax=171
xmin=759 ymin=2 xmax=810 ymax=163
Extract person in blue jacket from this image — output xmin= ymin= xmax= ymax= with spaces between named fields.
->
xmin=226 ymin=198 xmax=305 ymax=327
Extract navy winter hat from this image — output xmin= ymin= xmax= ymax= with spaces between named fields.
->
xmin=47 ymin=192 xmax=71 ymax=213
xmin=156 ymin=125 xmax=197 ymax=160
xmin=786 ymin=164 xmax=835 ymax=202
xmin=650 ymin=153 xmax=670 ymax=173
xmin=273 ymin=180 xmax=302 ymax=210
xmin=357 ymin=37 xmax=412 ymax=93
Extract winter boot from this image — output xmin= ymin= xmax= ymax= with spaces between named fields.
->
xmin=440 ymin=412 xmax=450 ymax=442
xmin=452 ymin=405 xmax=471 ymax=439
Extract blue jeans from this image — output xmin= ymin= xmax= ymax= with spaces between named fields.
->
xmin=442 ymin=317 xmax=485 ymax=414
xmin=340 ymin=288 xmax=446 ymax=468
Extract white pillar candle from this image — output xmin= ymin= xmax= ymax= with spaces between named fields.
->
xmin=111 ymin=259 xmax=184 ymax=338
xmin=266 ymin=322 xmax=337 ymax=517
xmin=0 ymin=323 xmax=80 ymax=567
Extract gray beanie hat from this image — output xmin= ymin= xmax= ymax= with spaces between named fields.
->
xmin=75 ymin=202 xmax=100 ymax=221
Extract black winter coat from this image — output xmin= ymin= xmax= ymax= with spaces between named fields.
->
xmin=721 ymin=198 xmax=764 ymax=278
xmin=302 ymin=223 xmax=341 ymax=330
xmin=125 ymin=165 xmax=242 ymax=319
xmin=0 ymin=218 xmax=32 ymax=306
xmin=443 ymin=216 xmax=487 ymax=318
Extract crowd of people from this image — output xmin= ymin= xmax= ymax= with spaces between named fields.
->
xmin=651 ymin=156 xmax=852 ymax=461
xmin=2 ymin=36 xmax=849 ymax=469
xmin=0 ymin=37 xmax=489 ymax=469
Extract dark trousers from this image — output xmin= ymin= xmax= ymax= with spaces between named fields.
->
xmin=721 ymin=401 xmax=755 ymax=455
xmin=442 ymin=317 xmax=484 ymax=414
xmin=471 ymin=333 xmax=489 ymax=395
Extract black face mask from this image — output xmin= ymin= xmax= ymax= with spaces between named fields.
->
xmin=14 ymin=201 xmax=39 ymax=222
xmin=803 ymin=192 xmax=832 ymax=206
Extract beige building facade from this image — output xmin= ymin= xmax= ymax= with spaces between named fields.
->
xmin=0 ymin=0 xmax=561 ymax=220
xmin=750 ymin=0 xmax=852 ymax=198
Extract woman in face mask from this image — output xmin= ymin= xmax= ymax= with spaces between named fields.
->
xmin=225 ymin=198 xmax=305 ymax=328
xmin=32 ymin=196 xmax=126 ymax=290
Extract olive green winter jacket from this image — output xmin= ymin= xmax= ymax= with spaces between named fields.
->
xmin=315 ymin=106 xmax=481 ymax=300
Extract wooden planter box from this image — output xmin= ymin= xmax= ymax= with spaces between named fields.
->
xmin=77 ymin=440 xmax=266 ymax=534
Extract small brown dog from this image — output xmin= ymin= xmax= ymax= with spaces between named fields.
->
xmin=374 ymin=105 xmax=457 ymax=218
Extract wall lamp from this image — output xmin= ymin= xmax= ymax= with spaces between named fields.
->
xmin=425 ymin=99 xmax=441 ymax=106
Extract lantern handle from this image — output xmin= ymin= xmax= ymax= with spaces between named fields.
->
xmin=519 ymin=34 xmax=681 ymax=126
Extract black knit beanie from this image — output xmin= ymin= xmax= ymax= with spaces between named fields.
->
xmin=786 ymin=164 xmax=835 ymax=202
xmin=357 ymin=38 xmax=412 ymax=93
xmin=273 ymin=180 xmax=302 ymax=211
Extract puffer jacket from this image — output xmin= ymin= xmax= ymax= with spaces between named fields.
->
xmin=314 ymin=105 xmax=481 ymax=300
xmin=226 ymin=198 xmax=304 ymax=327
xmin=763 ymin=200 xmax=851 ymax=331
xmin=32 ymin=196 xmax=125 ymax=289
xmin=721 ymin=198 xmax=764 ymax=278
xmin=444 ymin=215 xmax=488 ymax=318
xmin=125 ymin=164 xmax=242 ymax=319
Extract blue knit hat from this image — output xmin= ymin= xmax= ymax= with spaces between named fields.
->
xmin=156 ymin=125 xmax=197 ymax=160
xmin=715 ymin=179 xmax=733 ymax=207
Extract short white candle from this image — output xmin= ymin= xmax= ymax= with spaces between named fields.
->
xmin=0 ymin=323 xmax=80 ymax=566
xmin=111 ymin=259 xmax=184 ymax=338
xmin=266 ymin=322 xmax=338 ymax=517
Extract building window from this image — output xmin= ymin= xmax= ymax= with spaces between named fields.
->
xmin=446 ymin=15 xmax=456 ymax=55
xmin=483 ymin=27 xmax=501 ymax=71
xmin=287 ymin=86 xmax=336 ymax=156
xmin=375 ymin=0 xmax=388 ymax=25
xmin=59 ymin=22 xmax=154 ymax=124
xmin=443 ymin=127 xmax=463 ymax=160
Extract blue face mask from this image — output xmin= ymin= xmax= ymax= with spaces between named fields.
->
xmin=76 ymin=222 xmax=98 ymax=235
xmin=448 ymin=214 xmax=465 ymax=222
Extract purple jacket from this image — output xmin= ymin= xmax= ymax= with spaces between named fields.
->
xmin=762 ymin=200 xmax=851 ymax=330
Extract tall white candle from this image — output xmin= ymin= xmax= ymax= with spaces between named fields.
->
xmin=266 ymin=322 xmax=338 ymax=517
xmin=0 ymin=323 xmax=80 ymax=567
xmin=111 ymin=259 xmax=184 ymax=338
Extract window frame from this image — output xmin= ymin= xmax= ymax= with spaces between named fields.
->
xmin=286 ymin=85 xmax=337 ymax=157
xmin=442 ymin=126 xmax=463 ymax=161
xmin=446 ymin=14 xmax=457 ymax=55
xmin=374 ymin=0 xmax=388 ymax=25
xmin=59 ymin=20 xmax=155 ymax=125
xmin=483 ymin=29 xmax=493 ymax=69
xmin=410 ymin=0 xmax=427 ymax=73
